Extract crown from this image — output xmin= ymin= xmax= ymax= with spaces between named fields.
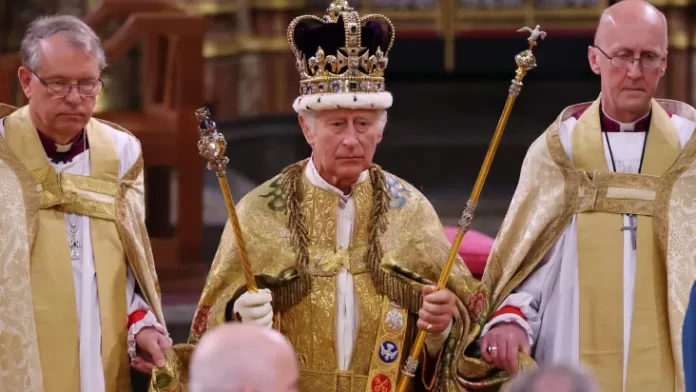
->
xmin=287 ymin=0 xmax=395 ymax=112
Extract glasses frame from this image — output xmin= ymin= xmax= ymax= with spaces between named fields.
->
xmin=30 ymin=70 xmax=104 ymax=99
xmin=592 ymin=45 xmax=665 ymax=70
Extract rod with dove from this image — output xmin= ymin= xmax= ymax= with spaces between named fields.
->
xmin=395 ymin=26 xmax=546 ymax=391
xmin=517 ymin=25 xmax=547 ymax=46
xmin=195 ymin=108 xmax=258 ymax=292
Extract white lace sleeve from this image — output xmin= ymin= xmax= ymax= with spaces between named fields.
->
xmin=126 ymin=266 xmax=169 ymax=361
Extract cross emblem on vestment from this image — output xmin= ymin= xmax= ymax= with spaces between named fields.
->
xmin=621 ymin=214 xmax=638 ymax=250
xmin=68 ymin=221 xmax=81 ymax=260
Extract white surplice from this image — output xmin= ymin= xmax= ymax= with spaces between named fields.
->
xmin=304 ymin=158 xmax=450 ymax=370
xmin=0 ymin=120 xmax=165 ymax=392
xmin=480 ymin=110 xmax=696 ymax=391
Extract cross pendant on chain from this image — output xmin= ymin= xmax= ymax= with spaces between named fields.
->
xmin=68 ymin=221 xmax=81 ymax=260
xmin=621 ymin=214 xmax=638 ymax=250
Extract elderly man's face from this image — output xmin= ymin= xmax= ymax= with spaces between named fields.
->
xmin=18 ymin=33 xmax=100 ymax=139
xmin=588 ymin=12 xmax=667 ymax=119
xmin=301 ymin=109 xmax=383 ymax=188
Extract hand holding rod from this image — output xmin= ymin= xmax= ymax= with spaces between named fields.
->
xmin=195 ymin=108 xmax=257 ymax=292
xmin=395 ymin=26 xmax=546 ymax=391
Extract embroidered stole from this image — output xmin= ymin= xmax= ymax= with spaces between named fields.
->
xmin=572 ymin=99 xmax=678 ymax=391
xmin=4 ymin=106 xmax=129 ymax=392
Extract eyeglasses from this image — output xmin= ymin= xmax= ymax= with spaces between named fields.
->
xmin=31 ymin=71 xmax=104 ymax=98
xmin=593 ymin=45 xmax=665 ymax=69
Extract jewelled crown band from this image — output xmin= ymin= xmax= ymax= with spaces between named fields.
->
xmin=287 ymin=0 xmax=395 ymax=112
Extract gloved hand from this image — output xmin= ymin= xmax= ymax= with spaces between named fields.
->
xmin=232 ymin=288 xmax=273 ymax=328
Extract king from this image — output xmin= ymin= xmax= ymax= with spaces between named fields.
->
xmin=174 ymin=1 xmax=486 ymax=391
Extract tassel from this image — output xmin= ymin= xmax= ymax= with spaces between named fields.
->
xmin=271 ymin=161 xmax=421 ymax=312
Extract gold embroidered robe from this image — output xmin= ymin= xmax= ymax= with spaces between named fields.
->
xmin=456 ymin=97 xmax=696 ymax=391
xmin=0 ymin=104 xmax=166 ymax=392
xmin=151 ymin=160 xmax=486 ymax=392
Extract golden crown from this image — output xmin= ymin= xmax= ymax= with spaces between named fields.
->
xmin=287 ymin=0 xmax=395 ymax=97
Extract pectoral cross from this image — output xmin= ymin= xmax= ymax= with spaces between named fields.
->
xmin=68 ymin=221 xmax=81 ymax=260
xmin=621 ymin=214 xmax=637 ymax=250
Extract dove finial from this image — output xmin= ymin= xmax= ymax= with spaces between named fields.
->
xmin=517 ymin=25 xmax=547 ymax=49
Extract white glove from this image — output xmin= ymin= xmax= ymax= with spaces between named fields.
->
xmin=232 ymin=288 xmax=273 ymax=328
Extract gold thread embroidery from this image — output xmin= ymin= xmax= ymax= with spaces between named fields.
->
xmin=575 ymin=171 xmax=660 ymax=216
xmin=364 ymin=298 xmax=409 ymax=392
xmin=61 ymin=173 xmax=118 ymax=196
xmin=0 ymin=110 xmax=45 ymax=391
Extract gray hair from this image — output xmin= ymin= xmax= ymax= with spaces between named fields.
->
xmin=301 ymin=109 xmax=388 ymax=134
xmin=21 ymin=15 xmax=106 ymax=72
xmin=504 ymin=365 xmax=600 ymax=392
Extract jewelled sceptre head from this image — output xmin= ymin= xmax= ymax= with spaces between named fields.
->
xmin=396 ymin=26 xmax=546 ymax=392
xmin=194 ymin=107 xmax=258 ymax=292
xmin=509 ymin=25 xmax=545 ymax=96
xmin=195 ymin=107 xmax=229 ymax=177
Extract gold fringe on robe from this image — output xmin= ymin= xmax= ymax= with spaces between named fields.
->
xmin=151 ymin=160 xmax=487 ymax=392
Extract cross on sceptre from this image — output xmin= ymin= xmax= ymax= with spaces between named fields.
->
xmin=621 ymin=214 xmax=638 ymax=250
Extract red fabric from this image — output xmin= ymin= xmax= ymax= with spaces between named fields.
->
xmin=442 ymin=226 xmax=493 ymax=276
xmin=128 ymin=310 xmax=148 ymax=328
xmin=492 ymin=305 xmax=525 ymax=320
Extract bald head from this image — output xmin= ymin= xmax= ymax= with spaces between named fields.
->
xmin=505 ymin=365 xmax=600 ymax=392
xmin=189 ymin=324 xmax=299 ymax=392
xmin=595 ymin=0 xmax=667 ymax=50
xmin=587 ymin=0 xmax=669 ymax=123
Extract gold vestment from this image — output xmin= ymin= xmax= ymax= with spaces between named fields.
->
xmin=152 ymin=160 xmax=487 ymax=392
xmin=456 ymin=97 xmax=696 ymax=391
xmin=0 ymin=104 xmax=166 ymax=392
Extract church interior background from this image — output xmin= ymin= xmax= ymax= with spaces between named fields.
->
xmin=0 ymin=0 xmax=693 ymax=387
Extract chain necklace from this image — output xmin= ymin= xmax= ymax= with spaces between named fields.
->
xmin=67 ymin=130 xmax=87 ymax=261
xmin=602 ymin=122 xmax=648 ymax=251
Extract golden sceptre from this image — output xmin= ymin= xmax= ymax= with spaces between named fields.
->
xmin=195 ymin=107 xmax=257 ymax=292
xmin=396 ymin=26 xmax=546 ymax=391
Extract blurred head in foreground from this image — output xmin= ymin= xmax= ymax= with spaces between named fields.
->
xmin=505 ymin=365 xmax=600 ymax=392
xmin=189 ymin=323 xmax=299 ymax=392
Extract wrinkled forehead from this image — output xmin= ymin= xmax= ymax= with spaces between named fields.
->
xmin=36 ymin=34 xmax=101 ymax=77
xmin=600 ymin=18 xmax=667 ymax=54
xmin=317 ymin=108 xmax=381 ymax=120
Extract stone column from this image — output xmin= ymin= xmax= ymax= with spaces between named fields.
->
xmin=182 ymin=0 xmax=300 ymax=121
xmin=649 ymin=0 xmax=690 ymax=102
xmin=666 ymin=3 xmax=690 ymax=103
xmin=251 ymin=5 xmax=300 ymax=114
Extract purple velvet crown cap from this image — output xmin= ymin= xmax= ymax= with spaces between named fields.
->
xmin=292 ymin=15 xmax=392 ymax=62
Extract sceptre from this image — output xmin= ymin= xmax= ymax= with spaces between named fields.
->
xmin=395 ymin=26 xmax=546 ymax=391
xmin=195 ymin=108 xmax=258 ymax=292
